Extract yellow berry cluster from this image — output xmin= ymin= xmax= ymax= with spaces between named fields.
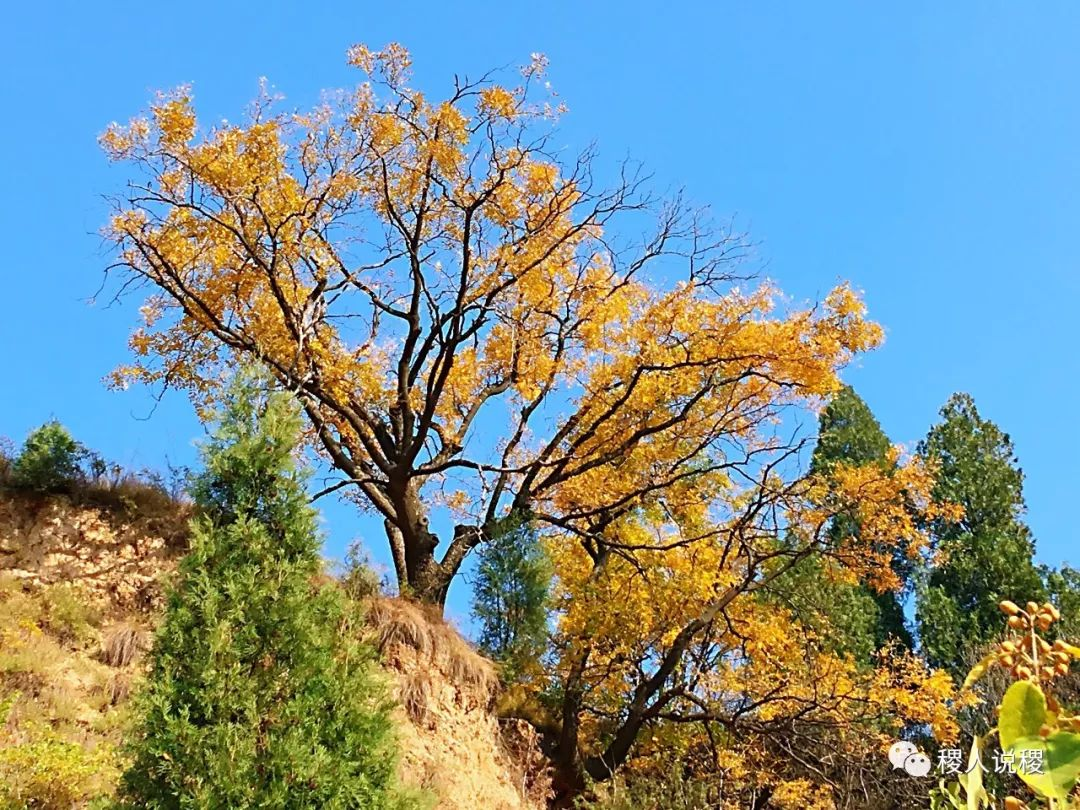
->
xmin=996 ymin=600 xmax=1071 ymax=683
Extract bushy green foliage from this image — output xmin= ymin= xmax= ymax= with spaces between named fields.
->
xmin=10 ymin=420 xmax=84 ymax=493
xmin=1046 ymin=565 xmax=1080 ymax=637
xmin=340 ymin=542 xmax=385 ymax=601
xmin=771 ymin=556 xmax=889 ymax=664
xmin=770 ymin=386 xmax=912 ymax=664
xmin=2 ymin=424 xmax=185 ymax=538
xmin=0 ymin=438 xmax=12 ymax=485
xmin=118 ymin=372 xmax=417 ymax=809
xmin=812 ymin=386 xmax=892 ymax=469
xmin=40 ymin=583 xmax=102 ymax=645
xmin=812 ymin=386 xmax=913 ymax=650
xmin=0 ymin=734 xmax=120 ymax=810
xmin=916 ymin=393 xmax=1046 ymax=674
xmin=471 ymin=510 xmax=552 ymax=681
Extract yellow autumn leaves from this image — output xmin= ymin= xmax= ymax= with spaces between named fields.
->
xmin=99 ymin=42 xmax=967 ymax=802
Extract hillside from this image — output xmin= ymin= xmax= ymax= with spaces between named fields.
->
xmin=0 ymin=490 xmax=548 ymax=808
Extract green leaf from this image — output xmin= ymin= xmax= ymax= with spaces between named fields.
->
xmin=957 ymin=735 xmax=988 ymax=809
xmin=998 ymin=680 xmax=1047 ymax=750
xmin=930 ymin=780 xmax=963 ymax=810
xmin=1010 ymin=731 xmax=1080 ymax=800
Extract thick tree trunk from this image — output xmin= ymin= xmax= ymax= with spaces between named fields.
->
xmin=407 ymin=545 xmax=452 ymax=606
xmin=383 ymin=491 xmax=483 ymax=610
xmin=388 ymin=527 xmax=451 ymax=607
xmin=546 ymin=652 xmax=590 ymax=806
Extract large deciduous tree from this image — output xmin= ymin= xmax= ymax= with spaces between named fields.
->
xmin=540 ymin=434 xmax=959 ymax=798
xmin=102 ymin=45 xmax=963 ymax=794
xmin=101 ymin=44 xmax=881 ymax=609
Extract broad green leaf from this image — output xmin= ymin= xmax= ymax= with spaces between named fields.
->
xmin=1010 ymin=731 xmax=1080 ymax=800
xmin=999 ymin=680 xmax=1047 ymax=750
xmin=930 ymin=780 xmax=963 ymax=810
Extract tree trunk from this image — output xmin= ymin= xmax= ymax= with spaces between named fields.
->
xmin=406 ymin=544 xmax=452 ymax=606
xmin=387 ymin=525 xmax=451 ymax=607
xmin=383 ymin=494 xmax=482 ymax=611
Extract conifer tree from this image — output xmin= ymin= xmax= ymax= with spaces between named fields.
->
xmin=471 ymin=510 xmax=552 ymax=681
xmin=811 ymin=386 xmax=913 ymax=653
xmin=119 ymin=372 xmax=414 ymax=809
xmin=916 ymin=393 xmax=1046 ymax=674
xmin=771 ymin=386 xmax=912 ymax=664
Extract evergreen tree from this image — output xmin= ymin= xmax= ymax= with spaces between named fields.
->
xmin=915 ymin=393 xmax=1046 ymax=674
xmin=10 ymin=420 xmax=84 ymax=492
xmin=119 ymin=373 xmax=414 ymax=809
xmin=774 ymin=386 xmax=912 ymax=664
xmin=471 ymin=510 xmax=552 ymax=681
xmin=812 ymin=385 xmax=913 ymax=652
xmin=1043 ymin=564 xmax=1080 ymax=637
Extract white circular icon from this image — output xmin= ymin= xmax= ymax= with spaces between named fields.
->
xmin=903 ymin=751 xmax=932 ymax=778
xmin=888 ymin=740 xmax=918 ymax=770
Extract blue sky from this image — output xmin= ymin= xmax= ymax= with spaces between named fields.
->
xmin=3 ymin=2 xmax=1079 ymax=627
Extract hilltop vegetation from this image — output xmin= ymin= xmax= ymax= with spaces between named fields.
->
xmin=0 ymin=411 xmax=547 ymax=809
xmin=6 ymin=375 xmax=1080 ymax=807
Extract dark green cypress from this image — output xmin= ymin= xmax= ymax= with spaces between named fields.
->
xmin=118 ymin=373 xmax=416 ymax=809
xmin=770 ymin=386 xmax=913 ymax=665
xmin=915 ymin=393 xmax=1045 ymax=674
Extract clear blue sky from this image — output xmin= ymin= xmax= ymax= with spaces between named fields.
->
xmin=3 ymin=2 xmax=1079 ymax=627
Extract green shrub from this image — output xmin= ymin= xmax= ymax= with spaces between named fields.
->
xmin=41 ymin=584 xmax=102 ymax=645
xmin=0 ymin=735 xmax=120 ymax=809
xmin=0 ymin=691 xmax=119 ymax=810
xmin=0 ymin=437 xmax=13 ymax=486
xmin=341 ymin=542 xmax=385 ymax=601
xmin=10 ymin=421 xmax=84 ymax=493
xmin=118 ymin=371 xmax=421 ymax=809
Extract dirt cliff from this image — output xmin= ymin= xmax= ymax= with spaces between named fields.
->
xmin=0 ymin=491 xmax=548 ymax=808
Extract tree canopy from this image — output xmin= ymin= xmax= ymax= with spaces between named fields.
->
xmin=103 ymin=44 xmax=884 ymax=608
xmin=101 ymin=45 xmax=964 ymax=796
xmin=916 ymin=393 xmax=1046 ymax=674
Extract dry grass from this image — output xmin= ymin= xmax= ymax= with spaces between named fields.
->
xmin=106 ymin=672 xmax=133 ymax=706
xmin=398 ymin=668 xmax=437 ymax=726
xmin=0 ymin=469 xmax=191 ymax=554
xmin=79 ymin=474 xmax=191 ymax=549
xmin=370 ymin=598 xmax=547 ymax=809
xmin=100 ymin=623 xmax=149 ymax=668
xmin=364 ymin=597 xmax=498 ymax=722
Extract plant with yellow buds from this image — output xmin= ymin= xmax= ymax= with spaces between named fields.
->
xmin=943 ymin=599 xmax=1080 ymax=808
xmin=980 ymin=600 xmax=1073 ymax=687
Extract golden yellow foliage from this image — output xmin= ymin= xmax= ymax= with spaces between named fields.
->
xmin=100 ymin=43 xmax=962 ymax=799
